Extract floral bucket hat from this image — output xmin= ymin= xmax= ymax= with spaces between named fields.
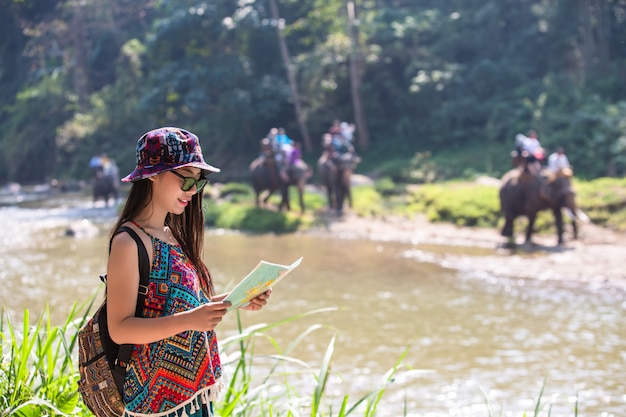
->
xmin=122 ymin=127 xmax=220 ymax=182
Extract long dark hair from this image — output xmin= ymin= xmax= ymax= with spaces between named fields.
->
xmin=110 ymin=179 xmax=213 ymax=296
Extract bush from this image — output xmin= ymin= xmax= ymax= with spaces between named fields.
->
xmin=403 ymin=182 xmax=501 ymax=227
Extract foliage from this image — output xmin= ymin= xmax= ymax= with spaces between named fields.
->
xmin=0 ymin=306 xmax=86 ymax=416
xmin=205 ymin=201 xmax=305 ymax=233
xmin=351 ymin=185 xmax=386 ymax=218
xmin=215 ymin=182 xmax=255 ymax=204
xmin=1 ymin=304 xmax=409 ymax=416
xmin=573 ymin=177 xmax=626 ymax=231
xmin=1 ymin=0 xmax=625 ymax=186
xmin=402 ymin=183 xmax=501 ymax=228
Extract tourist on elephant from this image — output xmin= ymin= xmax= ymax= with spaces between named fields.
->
xmin=89 ymin=153 xmax=104 ymax=175
xmin=548 ymin=146 xmax=571 ymax=174
xmin=328 ymin=119 xmax=341 ymax=137
xmin=274 ymin=128 xmax=294 ymax=182
xmin=251 ymin=137 xmax=274 ymax=169
xmin=515 ymin=129 xmax=545 ymax=174
xmin=340 ymin=121 xmax=356 ymax=144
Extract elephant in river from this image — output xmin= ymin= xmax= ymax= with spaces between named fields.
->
xmin=499 ymin=167 xmax=588 ymax=247
xmin=318 ymin=152 xmax=360 ymax=215
xmin=92 ymin=169 xmax=119 ymax=207
xmin=249 ymin=157 xmax=311 ymax=213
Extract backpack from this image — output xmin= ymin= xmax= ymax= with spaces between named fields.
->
xmin=77 ymin=226 xmax=150 ymax=417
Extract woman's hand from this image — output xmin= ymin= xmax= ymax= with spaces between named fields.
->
xmin=242 ymin=289 xmax=272 ymax=311
xmin=186 ymin=301 xmax=231 ymax=331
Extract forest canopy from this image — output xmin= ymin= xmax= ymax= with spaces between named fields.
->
xmin=1 ymin=0 xmax=625 ymax=184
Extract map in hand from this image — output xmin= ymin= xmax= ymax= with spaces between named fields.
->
xmin=224 ymin=257 xmax=303 ymax=311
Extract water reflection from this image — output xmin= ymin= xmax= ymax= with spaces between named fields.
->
xmin=0 ymin=200 xmax=624 ymax=416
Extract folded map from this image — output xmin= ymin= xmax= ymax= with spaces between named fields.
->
xmin=224 ymin=257 xmax=303 ymax=311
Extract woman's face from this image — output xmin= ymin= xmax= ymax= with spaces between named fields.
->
xmin=152 ymin=167 xmax=204 ymax=215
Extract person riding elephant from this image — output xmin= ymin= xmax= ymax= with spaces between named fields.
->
xmin=250 ymin=139 xmax=310 ymax=213
xmin=499 ymin=167 xmax=588 ymax=247
xmin=318 ymin=145 xmax=360 ymax=215
xmin=512 ymin=129 xmax=545 ymax=174
xmin=92 ymin=154 xmax=119 ymax=207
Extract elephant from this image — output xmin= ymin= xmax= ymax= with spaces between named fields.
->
xmin=250 ymin=157 xmax=311 ymax=213
xmin=318 ymin=152 xmax=360 ymax=215
xmin=92 ymin=169 xmax=119 ymax=207
xmin=499 ymin=167 xmax=588 ymax=247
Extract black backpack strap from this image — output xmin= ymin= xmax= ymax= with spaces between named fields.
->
xmin=109 ymin=225 xmax=151 ymax=394
xmin=114 ymin=226 xmax=150 ymax=315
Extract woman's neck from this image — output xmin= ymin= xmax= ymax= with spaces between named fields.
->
xmin=134 ymin=208 xmax=168 ymax=231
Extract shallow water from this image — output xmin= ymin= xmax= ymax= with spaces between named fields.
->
xmin=0 ymin=195 xmax=624 ymax=416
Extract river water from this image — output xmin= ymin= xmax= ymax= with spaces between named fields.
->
xmin=0 ymin=193 xmax=624 ymax=417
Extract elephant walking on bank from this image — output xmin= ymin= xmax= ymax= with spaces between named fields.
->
xmin=318 ymin=152 xmax=360 ymax=215
xmin=499 ymin=168 xmax=588 ymax=246
xmin=250 ymin=158 xmax=311 ymax=213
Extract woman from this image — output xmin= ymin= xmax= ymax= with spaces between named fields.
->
xmin=106 ymin=127 xmax=270 ymax=416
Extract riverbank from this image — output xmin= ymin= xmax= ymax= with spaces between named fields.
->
xmin=306 ymin=210 xmax=626 ymax=292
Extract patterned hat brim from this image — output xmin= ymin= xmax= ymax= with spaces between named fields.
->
xmin=121 ymin=161 xmax=220 ymax=183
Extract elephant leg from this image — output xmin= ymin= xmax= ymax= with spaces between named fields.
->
xmin=327 ymin=186 xmax=336 ymax=210
xmin=501 ymin=216 xmax=514 ymax=238
xmin=263 ymin=189 xmax=274 ymax=205
xmin=297 ymin=183 xmax=305 ymax=214
xmin=279 ymin=186 xmax=290 ymax=211
xmin=335 ymin=185 xmax=344 ymax=214
xmin=341 ymin=171 xmax=352 ymax=209
xmin=571 ymin=218 xmax=578 ymax=240
xmin=553 ymin=208 xmax=564 ymax=245
xmin=525 ymin=213 xmax=537 ymax=244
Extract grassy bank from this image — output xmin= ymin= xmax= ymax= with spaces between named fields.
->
xmin=203 ymin=176 xmax=626 ymax=235
xmin=0 ymin=304 xmax=407 ymax=416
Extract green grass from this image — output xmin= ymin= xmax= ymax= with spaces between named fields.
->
xmin=0 ymin=305 xmax=87 ymax=416
xmin=1 ymin=303 xmax=408 ymax=416
xmin=1 ymin=303 xmax=589 ymax=416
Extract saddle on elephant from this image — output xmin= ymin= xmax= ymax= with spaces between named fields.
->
xmin=545 ymin=166 xmax=573 ymax=184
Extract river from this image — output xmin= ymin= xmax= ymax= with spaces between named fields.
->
xmin=0 ymin=193 xmax=624 ymax=417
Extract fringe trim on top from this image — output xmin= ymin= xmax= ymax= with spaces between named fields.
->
xmin=122 ymin=377 xmax=224 ymax=417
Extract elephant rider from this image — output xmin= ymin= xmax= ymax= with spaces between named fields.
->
xmin=250 ymin=137 xmax=276 ymax=170
xmin=320 ymin=133 xmax=359 ymax=171
xmin=515 ymin=129 xmax=545 ymax=175
xmin=548 ymin=147 xmax=571 ymax=175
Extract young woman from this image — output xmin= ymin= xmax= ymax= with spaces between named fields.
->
xmin=106 ymin=127 xmax=270 ymax=416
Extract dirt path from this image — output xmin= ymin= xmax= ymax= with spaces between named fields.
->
xmin=306 ymin=211 xmax=626 ymax=291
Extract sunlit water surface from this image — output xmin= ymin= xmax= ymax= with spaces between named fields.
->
xmin=0 ymin=196 xmax=624 ymax=416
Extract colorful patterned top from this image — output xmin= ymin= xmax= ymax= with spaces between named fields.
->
xmin=122 ymin=226 xmax=223 ymax=417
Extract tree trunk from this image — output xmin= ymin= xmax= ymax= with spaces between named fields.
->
xmin=347 ymin=1 xmax=369 ymax=151
xmin=267 ymin=0 xmax=312 ymax=153
xmin=71 ymin=2 xmax=88 ymax=110
xmin=578 ymin=0 xmax=611 ymax=82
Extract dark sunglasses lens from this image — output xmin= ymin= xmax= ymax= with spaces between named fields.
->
xmin=181 ymin=178 xmax=196 ymax=191
xmin=180 ymin=177 xmax=208 ymax=192
xmin=195 ymin=179 xmax=208 ymax=192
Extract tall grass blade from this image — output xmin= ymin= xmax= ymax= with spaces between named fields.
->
xmin=311 ymin=335 xmax=335 ymax=416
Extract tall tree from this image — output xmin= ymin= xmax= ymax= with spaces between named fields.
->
xmin=268 ymin=0 xmax=312 ymax=152
xmin=346 ymin=0 xmax=369 ymax=150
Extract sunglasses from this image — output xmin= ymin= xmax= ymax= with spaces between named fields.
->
xmin=169 ymin=170 xmax=208 ymax=193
